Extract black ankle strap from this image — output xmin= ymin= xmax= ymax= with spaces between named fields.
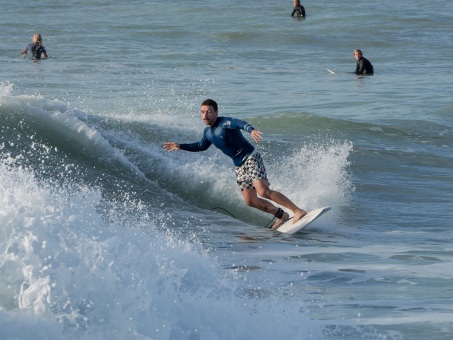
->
xmin=274 ymin=208 xmax=284 ymax=219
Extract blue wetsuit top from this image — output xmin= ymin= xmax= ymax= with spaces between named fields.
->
xmin=180 ymin=116 xmax=255 ymax=167
xmin=25 ymin=42 xmax=47 ymax=59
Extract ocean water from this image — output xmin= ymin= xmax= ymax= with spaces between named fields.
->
xmin=1 ymin=0 xmax=452 ymax=339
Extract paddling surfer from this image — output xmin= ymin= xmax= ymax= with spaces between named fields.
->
xmin=163 ymin=99 xmax=307 ymax=229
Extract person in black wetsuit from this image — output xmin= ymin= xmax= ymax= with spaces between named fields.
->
xmin=163 ymin=99 xmax=307 ymax=229
xmin=354 ymin=49 xmax=374 ymax=75
xmin=21 ymin=33 xmax=47 ymax=60
xmin=291 ymin=0 xmax=306 ymax=17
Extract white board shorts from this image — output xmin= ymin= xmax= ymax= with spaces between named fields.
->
xmin=235 ymin=151 xmax=270 ymax=191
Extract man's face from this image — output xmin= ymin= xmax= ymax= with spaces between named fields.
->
xmin=200 ymin=105 xmax=218 ymax=126
xmin=354 ymin=51 xmax=362 ymax=60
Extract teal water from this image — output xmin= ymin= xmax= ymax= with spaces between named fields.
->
xmin=1 ymin=1 xmax=452 ymax=339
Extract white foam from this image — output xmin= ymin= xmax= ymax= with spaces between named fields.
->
xmin=0 ymin=88 xmax=147 ymax=182
xmin=0 ymin=157 xmax=323 ymax=339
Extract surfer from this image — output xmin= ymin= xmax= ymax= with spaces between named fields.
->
xmin=163 ymin=99 xmax=307 ymax=229
xmin=21 ymin=33 xmax=47 ymax=60
xmin=354 ymin=49 xmax=374 ymax=75
xmin=291 ymin=0 xmax=306 ymax=17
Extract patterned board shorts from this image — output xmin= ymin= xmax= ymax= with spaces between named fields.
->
xmin=235 ymin=151 xmax=270 ymax=191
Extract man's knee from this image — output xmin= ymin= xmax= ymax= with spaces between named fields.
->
xmin=257 ymin=187 xmax=272 ymax=200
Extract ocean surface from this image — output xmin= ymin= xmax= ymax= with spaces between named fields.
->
xmin=1 ymin=1 xmax=452 ymax=339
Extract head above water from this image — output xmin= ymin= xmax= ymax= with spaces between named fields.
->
xmin=200 ymin=99 xmax=218 ymax=127
xmin=354 ymin=49 xmax=363 ymax=59
xmin=32 ymin=33 xmax=43 ymax=45
xmin=201 ymin=99 xmax=218 ymax=112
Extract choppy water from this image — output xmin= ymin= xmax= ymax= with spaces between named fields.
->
xmin=1 ymin=1 xmax=453 ymax=339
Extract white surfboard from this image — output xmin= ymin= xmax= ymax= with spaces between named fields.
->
xmin=276 ymin=206 xmax=331 ymax=234
xmin=327 ymin=69 xmax=355 ymax=75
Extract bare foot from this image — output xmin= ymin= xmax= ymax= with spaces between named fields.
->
xmin=292 ymin=209 xmax=307 ymax=224
xmin=271 ymin=212 xmax=290 ymax=230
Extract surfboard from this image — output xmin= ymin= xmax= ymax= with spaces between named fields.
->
xmin=327 ymin=69 xmax=356 ymax=75
xmin=276 ymin=206 xmax=331 ymax=234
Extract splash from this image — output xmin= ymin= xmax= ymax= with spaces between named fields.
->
xmin=0 ymin=155 xmax=324 ymax=339
xmin=271 ymin=140 xmax=354 ymax=209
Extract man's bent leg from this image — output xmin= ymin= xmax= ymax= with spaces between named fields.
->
xmin=241 ymin=187 xmax=290 ymax=230
xmin=241 ymin=188 xmax=275 ymax=214
xmin=241 ymin=188 xmax=291 ymax=229
xmin=253 ymin=179 xmax=307 ymax=224
xmin=235 ymin=152 xmax=305 ymax=228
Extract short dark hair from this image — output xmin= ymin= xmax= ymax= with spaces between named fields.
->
xmin=201 ymin=99 xmax=218 ymax=112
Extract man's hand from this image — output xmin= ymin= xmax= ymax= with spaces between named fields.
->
xmin=250 ymin=130 xmax=263 ymax=143
xmin=163 ymin=142 xmax=181 ymax=152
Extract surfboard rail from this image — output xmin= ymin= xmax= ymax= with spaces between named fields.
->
xmin=276 ymin=206 xmax=331 ymax=234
